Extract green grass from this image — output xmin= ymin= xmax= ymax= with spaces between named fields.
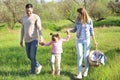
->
xmin=0 ymin=27 xmax=120 ymax=80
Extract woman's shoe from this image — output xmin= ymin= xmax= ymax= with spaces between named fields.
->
xmin=83 ymin=70 xmax=88 ymax=77
xmin=75 ymin=73 xmax=82 ymax=79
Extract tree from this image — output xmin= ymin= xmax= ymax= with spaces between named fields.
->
xmin=88 ymin=0 xmax=111 ymax=20
xmin=115 ymin=0 xmax=120 ymax=2
xmin=108 ymin=1 xmax=120 ymax=15
xmin=2 ymin=0 xmax=28 ymax=29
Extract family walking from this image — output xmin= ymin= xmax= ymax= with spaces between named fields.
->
xmin=20 ymin=3 xmax=97 ymax=79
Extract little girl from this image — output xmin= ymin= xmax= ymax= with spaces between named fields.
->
xmin=40 ymin=30 xmax=70 ymax=76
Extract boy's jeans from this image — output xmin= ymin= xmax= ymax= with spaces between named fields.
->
xmin=76 ymin=38 xmax=90 ymax=74
xmin=25 ymin=40 xmax=38 ymax=74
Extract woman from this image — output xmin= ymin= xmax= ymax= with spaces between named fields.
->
xmin=70 ymin=8 xmax=97 ymax=79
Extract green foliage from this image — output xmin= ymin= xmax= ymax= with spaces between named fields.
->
xmin=94 ymin=16 xmax=120 ymax=27
xmin=42 ymin=20 xmax=72 ymax=31
xmin=0 ymin=23 xmax=6 ymax=30
xmin=107 ymin=1 xmax=120 ymax=16
xmin=88 ymin=0 xmax=111 ymax=19
xmin=0 ymin=0 xmax=119 ymax=30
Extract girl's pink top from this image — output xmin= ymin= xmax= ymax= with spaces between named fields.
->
xmin=44 ymin=35 xmax=70 ymax=54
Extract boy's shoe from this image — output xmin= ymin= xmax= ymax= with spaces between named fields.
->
xmin=75 ymin=73 xmax=82 ymax=79
xmin=36 ymin=61 xmax=42 ymax=74
xmin=36 ymin=65 xmax=42 ymax=74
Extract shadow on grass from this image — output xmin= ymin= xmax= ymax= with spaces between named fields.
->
xmin=0 ymin=46 xmax=50 ymax=78
xmin=0 ymin=70 xmax=29 ymax=77
xmin=0 ymin=46 xmax=119 ymax=79
xmin=60 ymin=71 xmax=77 ymax=80
xmin=39 ymin=70 xmax=78 ymax=80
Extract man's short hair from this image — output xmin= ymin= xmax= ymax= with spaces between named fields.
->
xmin=25 ymin=3 xmax=33 ymax=8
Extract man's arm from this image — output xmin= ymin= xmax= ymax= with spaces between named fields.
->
xmin=36 ymin=15 xmax=44 ymax=42
xmin=20 ymin=24 xmax=24 ymax=47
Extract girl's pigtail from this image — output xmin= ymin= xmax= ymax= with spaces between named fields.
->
xmin=50 ymin=33 xmax=53 ymax=35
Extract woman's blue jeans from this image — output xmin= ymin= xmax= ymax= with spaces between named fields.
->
xmin=76 ymin=38 xmax=90 ymax=74
xmin=25 ymin=40 xmax=38 ymax=74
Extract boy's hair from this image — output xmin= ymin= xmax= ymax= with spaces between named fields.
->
xmin=50 ymin=33 xmax=60 ymax=41
xmin=25 ymin=3 xmax=33 ymax=8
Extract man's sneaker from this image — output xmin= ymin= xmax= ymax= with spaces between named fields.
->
xmin=75 ymin=73 xmax=82 ymax=79
xmin=36 ymin=61 xmax=42 ymax=74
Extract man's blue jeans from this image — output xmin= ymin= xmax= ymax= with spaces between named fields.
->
xmin=76 ymin=38 xmax=90 ymax=74
xmin=25 ymin=40 xmax=38 ymax=74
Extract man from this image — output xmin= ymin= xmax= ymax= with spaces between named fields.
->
xmin=20 ymin=3 xmax=43 ymax=75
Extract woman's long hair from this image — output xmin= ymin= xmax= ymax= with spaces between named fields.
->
xmin=77 ymin=8 xmax=90 ymax=24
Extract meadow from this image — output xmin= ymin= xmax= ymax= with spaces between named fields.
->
xmin=0 ymin=27 xmax=120 ymax=80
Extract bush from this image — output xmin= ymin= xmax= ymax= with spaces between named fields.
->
xmin=93 ymin=16 xmax=120 ymax=27
xmin=88 ymin=0 xmax=111 ymax=20
xmin=0 ymin=23 xmax=6 ymax=30
xmin=42 ymin=22 xmax=59 ymax=31
xmin=42 ymin=20 xmax=72 ymax=31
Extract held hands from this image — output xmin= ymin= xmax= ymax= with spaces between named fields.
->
xmin=39 ymin=41 xmax=45 ymax=46
xmin=65 ymin=29 xmax=70 ymax=35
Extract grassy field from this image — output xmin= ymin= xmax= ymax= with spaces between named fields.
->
xmin=0 ymin=27 xmax=120 ymax=80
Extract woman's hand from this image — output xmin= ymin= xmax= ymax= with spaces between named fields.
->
xmin=66 ymin=29 xmax=70 ymax=35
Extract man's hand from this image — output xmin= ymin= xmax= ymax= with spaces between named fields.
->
xmin=39 ymin=41 xmax=45 ymax=46
xmin=20 ymin=41 xmax=23 ymax=47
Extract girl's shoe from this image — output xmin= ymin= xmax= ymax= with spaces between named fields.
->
xmin=57 ymin=73 xmax=60 ymax=76
xmin=51 ymin=70 xmax=55 ymax=75
xmin=56 ymin=70 xmax=60 ymax=76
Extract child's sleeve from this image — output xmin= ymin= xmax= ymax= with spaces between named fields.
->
xmin=61 ymin=35 xmax=70 ymax=42
xmin=44 ymin=41 xmax=52 ymax=46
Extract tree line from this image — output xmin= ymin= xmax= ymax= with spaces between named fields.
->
xmin=0 ymin=0 xmax=120 ymax=29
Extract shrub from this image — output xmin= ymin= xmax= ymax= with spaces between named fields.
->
xmin=93 ymin=16 xmax=120 ymax=27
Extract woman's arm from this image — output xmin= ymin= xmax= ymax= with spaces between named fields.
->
xmin=70 ymin=19 xmax=78 ymax=33
xmin=90 ymin=20 xmax=98 ymax=49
